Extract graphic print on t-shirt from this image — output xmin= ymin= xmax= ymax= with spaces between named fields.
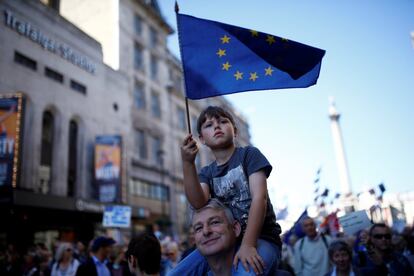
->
xmin=212 ymin=165 xmax=251 ymax=231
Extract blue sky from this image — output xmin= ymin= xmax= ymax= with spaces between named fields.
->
xmin=158 ymin=1 xmax=414 ymax=220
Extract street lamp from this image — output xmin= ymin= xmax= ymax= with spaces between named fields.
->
xmin=156 ymin=150 xmax=169 ymax=230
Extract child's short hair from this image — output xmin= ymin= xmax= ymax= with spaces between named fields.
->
xmin=197 ymin=106 xmax=236 ymax=135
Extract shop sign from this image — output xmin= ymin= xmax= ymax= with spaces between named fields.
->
xmin=103 ymin=205 xmax=131 ymax=228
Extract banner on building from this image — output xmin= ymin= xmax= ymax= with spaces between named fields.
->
xmin=94 ymin=135 xmax=122 ymax=203
xmin=0 ymin=94 xmax=24 ymax=188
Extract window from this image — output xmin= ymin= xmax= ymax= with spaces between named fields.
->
xmin=150 ymin=54 xmax=158 ymax=80
xmin=67 ymin=120 xmax=78 ymax=197
xmin=151 ymin=136 xmax=162 ymax=164
xmin=14 ymin=51 xmax=37 ymax=70
xmin=129 ymin=179 xmax=169 ymax=200
xmin=135 ymin=129 xmax=147 ymax=159
xmin=150 ymin=26 xmax=158 ymax=47
xmin=177 ymin=107 xmax=186 ymax=131
xmin=45 ymin=67 xmax=63 ymax=83
xmin=134 ymin=14 xmax=142 ymax=35
xmin=151 ymin=92 xmax=161 ymax=118
xmin=40 ymin=111 xmax=54 ymax=194
xmin=70 ymin=80 xmax=87 ymax=95
xmin=134 ymin=82 xmax=146 ymax=110
xmin=134 ymin=43 xmax=143 ymax=70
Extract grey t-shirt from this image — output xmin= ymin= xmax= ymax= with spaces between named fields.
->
xmin=199 ymin=146 xmax=281 ymax=246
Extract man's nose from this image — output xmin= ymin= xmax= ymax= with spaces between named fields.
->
xmin=202 ymin=225 xmax=212 ymax=236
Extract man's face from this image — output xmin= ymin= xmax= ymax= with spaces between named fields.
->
xmin=192 ymin=208 xmax=240 ymax=257
xmin=370 ymin=226 xmax=391 ymax=251
xmin=302 ymin=218 xmax=317 ymax=238
xmin=199 ymin=116 xmax=235 ymax=150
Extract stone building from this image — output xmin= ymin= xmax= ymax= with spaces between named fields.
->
xmin=0 ymin=0 xmax=251 ymax=246
xmin=0 ymin=0 xmax=130 ymax=245
xmin=59 ymin=0 xmax=251 ymax=237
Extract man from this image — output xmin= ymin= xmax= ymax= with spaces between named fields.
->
xmin=191 ymin=198 xmax=242 ymax=276
xmin=126 ymin=233 xmax=161 ymax=276
xmin=293 ymin=216 xmax=331 ymax=276
xmin=76 ymin=236 xmax=115 ymax=276
xmin=355 ymin=223 xmax=412 ymax=275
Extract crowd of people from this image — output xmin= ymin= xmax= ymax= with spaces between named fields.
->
xmin=1 ymin=105 xmax=414 ymax=276
xmin=279 ymin=217 xmax=414 ymax=276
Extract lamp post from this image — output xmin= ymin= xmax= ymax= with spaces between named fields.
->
xmin=157 ymin=150 xmax=168 ymax=230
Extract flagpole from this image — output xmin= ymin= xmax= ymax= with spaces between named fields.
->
xmin=175 ymin=1 xmax=192 ymax=134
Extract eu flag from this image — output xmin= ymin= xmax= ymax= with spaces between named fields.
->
xmin=177 ymin=14 xmax=326 ymax=100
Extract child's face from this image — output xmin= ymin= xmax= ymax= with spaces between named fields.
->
xmin=199 ymin=116 xmax=235 ymax=149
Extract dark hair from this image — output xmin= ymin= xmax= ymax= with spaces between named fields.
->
xmin=126 ymin=233 xmax=161 ymax=274
xmin=369 ymin=223 xmax=389 ymax=236
xmin=328 ymin=240 xmax=352 ymax=260
xmin=197 ymin=106 xmax=236 ymax=135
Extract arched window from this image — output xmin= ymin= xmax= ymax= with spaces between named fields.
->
xmin=67 ymin=120 xmax=78 ymax=197
xmin=40 ymin=111 xmax=54 ymax=194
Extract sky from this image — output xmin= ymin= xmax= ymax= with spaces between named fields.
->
xmin=158 ymin=0 xmax=414 ymax=221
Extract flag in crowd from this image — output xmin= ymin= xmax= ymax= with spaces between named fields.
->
xmin=177 ymin=13 xmax=326 ymax=99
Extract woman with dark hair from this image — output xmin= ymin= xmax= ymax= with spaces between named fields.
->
xmin=325 ymin=240 xmax=361 ymax=276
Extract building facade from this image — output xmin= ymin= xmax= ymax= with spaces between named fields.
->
xmin=0 ymin=0 xmax=251 ymax=247
xmin=59 ymin=0 xmax=251 ymax=237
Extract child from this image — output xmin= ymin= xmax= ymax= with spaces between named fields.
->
xmin=174 ymin=106 xmax=281 ymax=276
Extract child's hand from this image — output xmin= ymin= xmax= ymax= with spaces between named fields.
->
xmin=233 ymin=244 xmax=265 ymax=275
xmin=181 ymin=134 xmax=199 ymax=163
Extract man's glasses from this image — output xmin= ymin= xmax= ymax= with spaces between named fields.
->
xmin=372 ymin=234 xmax=391 ymax=240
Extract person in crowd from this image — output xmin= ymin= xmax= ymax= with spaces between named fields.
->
xmin=176 ymin=105 xmax=281 ymax=275
xmin=160 ymin=241 xmax=179 ymax=275
xmin=293 ymin=216 xmax=332 ymax=276
xmin=280 ymin=233 xmax=296 ymax=275
xmin=73 ymin=241 xmax=87 ymax=265
xmin=404 ymin=235 xmax=414 ymax=271
xmin=108 ymin=245 xmax=132 ymax=276
xmin=76 ymin=236 xmax=115 ymax=276
xmin=354 ymin=223 xmax=412 ymax=275
xmin=51 ymin=242 xmax=79 ymax=276
xmin=126 ymin=233 xmax=161 ymax=276
xmin=0 ymin=243 xmax=22 ymax=275
xmin=179 ymin=227 xmax=196 ymax=261
xmin=22 ymin=247 xmax=41 ymax=276
xmin=325 ymin=240 xmax=361 ymax=276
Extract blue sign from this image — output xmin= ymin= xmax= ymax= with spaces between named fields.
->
xmin=103 ymin=205 xmax=131 ymax=228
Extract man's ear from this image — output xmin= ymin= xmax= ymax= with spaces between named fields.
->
xmin=128 ymin=255 xmax=137 ymax=269
xmin=233 ymin=221 xmax=242 ymax=238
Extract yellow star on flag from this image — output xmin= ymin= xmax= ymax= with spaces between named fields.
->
xmin=250 ymin=30 xmax=259 ymax=37
xmin=249 ymin=72 xmax=259 ymax=81
xmin=265 ymin=66 xmax=274 ymax=76
xmin=266 ymin=35 xmax=276 ymax=45
xmin=216 ymin=49 xmax=226 ymax=57
xmin=220 ymin=35 xmax=230 ymax=44
xmin=234 ymin=71 xmax=243 ymax=80
xmin=222 ymin=62 xmax=232 ymax=71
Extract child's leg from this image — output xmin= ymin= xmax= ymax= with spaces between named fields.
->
xmin=166 ymin=248 xmax=210 ymax=276
xmin=233 ymin=239 xmax=280 ymax=276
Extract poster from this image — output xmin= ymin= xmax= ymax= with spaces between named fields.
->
xmin=94 ymin=135 xmax=122 ymax=202
xmin=0 ymin=94 xmax=24 ymax=187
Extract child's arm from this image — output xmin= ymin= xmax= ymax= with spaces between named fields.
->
xmin=181 ymin=134 xmax=210 ymax=209
xmin=233 ymin=170 xmax=268 ymax=274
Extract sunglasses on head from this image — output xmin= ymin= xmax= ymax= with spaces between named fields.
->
xmin=372 ymin=234 xmax=391 ymax=240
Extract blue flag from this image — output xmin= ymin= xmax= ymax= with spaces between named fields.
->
xmin=177 ymin=14 xmax=326 ymax=100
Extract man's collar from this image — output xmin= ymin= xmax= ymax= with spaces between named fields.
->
xmin=92 ymin=255 xmax=108 ymax=265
